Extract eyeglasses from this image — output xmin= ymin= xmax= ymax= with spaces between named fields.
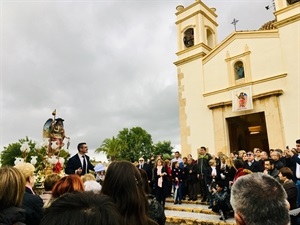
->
xmin=246 ymin=153 xmax=253 ymax=156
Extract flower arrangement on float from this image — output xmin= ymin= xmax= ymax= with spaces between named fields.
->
xmin=1 ymin=110 xmax=70 ymax=188
xmin=1 ymin=136 xmax=70 ymax=188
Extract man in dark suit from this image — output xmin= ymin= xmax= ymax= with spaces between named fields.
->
xmin=244 ymin=151 xmax=263 ymax=173
xmin=137 ymin=157 xmax=152 ymax=185
xmin=65 ymin=142 xmax=94 ymax=175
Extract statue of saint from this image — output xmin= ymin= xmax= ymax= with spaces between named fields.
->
xmin=43 ymin=110 xmax=69 ymax=156
xmin=49 ymin=118 xmax=65 ymax=149
xmin=236 ymin=65 xmax=245 ymax=79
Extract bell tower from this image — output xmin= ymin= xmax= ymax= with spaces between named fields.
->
xmin=175 ymin=1 xmax=218 ymax=57
xmin=174 ymin=0 xmax=219 ymax=157
xmin=273 ymin=0 xmax=299 ymax=11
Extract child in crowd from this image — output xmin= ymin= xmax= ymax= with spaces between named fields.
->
xmin=172 ymin=161 xmax=183 ymax=204
xmin=40 ymin=173 xmax=61 ymax=207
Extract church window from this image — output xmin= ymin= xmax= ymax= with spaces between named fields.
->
xmin=183 ymin=28 xmax=194 ymax=48
xmin=234 ymin=61 xmax=245 ymax=80
xmin=206 ymin=28 xmax=214 ymax=48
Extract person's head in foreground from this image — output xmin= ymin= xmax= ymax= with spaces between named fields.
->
xmin=51 ymin=174 xmax=84 ymax=198
xmin=101 ymin=160 xmax=157 ymax=225
xmin=0 ymin=166 xmax=25 ymax=210
xmin=230 ymin=173 xmax=289 ymax=225
xmin=40 ymin=191 xmax=124 ymax=225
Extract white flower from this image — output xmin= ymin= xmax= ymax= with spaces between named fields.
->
xmin=51 ymin=141 xmax=58 ymax=150
xmin=20 ymin=142 xmax=30 ymax=153
xmin=42 ymin=138 xmax=50 ymax=147
xmin=46 ymin=156 xmax=57 ymax=165
xmin=46 ymin=157 xmax=53 ymax=164
xmin=58 ymin=157 xmax=65 ymax=166
xmin=49 ymin=156 xmax=57 ymax=165
xmin=35 ymin=141 xmax=42 ymax=150
xmin=30 ymin=156 xmax=38 ymax=165
xmin=14 ymin=157 xmax=24 ymax=165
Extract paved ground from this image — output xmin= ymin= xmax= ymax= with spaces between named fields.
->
xmin=164 ymin=200 xmax=236 ymax=224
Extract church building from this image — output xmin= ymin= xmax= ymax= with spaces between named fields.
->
xmin=174 ymin=0 xmax=300 ymax=157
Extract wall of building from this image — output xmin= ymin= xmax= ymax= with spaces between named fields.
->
xmin=175 ymin=1 xmax=300 ymax=157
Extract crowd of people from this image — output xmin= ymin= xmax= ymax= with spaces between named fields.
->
xmin=136 ymin=140 xmax=300 ymax=224
xmin=1 ymin=140 xmax=300 ymax=225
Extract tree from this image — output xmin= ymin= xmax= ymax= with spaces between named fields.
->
xmin=1 ymin=137 xmax=42 ymax=167
xmin=1 ymin=142 xmax=22 ymax=166
xmin=0 ymin=136 xmax=70 ymax=172
xmin=153 ymin=141 xmax=174 ymax=158
xmin=95 ymin=127 xmax=175 ymax=162
xmin=117 ymin=127 xmax=153 ymax=162
xmin=95 ymin=136 xmax=122 ymax=161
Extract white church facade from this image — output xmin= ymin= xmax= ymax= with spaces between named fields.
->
xmin=174 ymin=0 xmax=300 ymax=157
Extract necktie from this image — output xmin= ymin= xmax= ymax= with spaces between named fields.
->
xmin=82 ymin=156 xmax=87 ymax=174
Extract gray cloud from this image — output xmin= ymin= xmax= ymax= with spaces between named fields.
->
xmin=1 ymin=0 xmax=274 ymax=160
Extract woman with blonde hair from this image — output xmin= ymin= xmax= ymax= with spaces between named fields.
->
xmin=81 ymin=172 xmax=101 ymax=193
xmin=0 ymin=167 xmax=26 ymax=224
xmin=222 ymin=157 xmax=237 ymax=190
xmin=14 ymin=162 xmax=43 ymax=225
xmin=81 ymin=173 xmax=96 ymax=183
xmin=101 ymin=160 xmax=158 ymax=225
xmin=238 ymin=150 xmax=246 ymax=160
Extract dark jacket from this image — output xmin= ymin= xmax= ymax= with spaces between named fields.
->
xmin=197 ymin=154 xmax=212 ymax=176
xmin=137 ymin=163 xmax=152 ymax=183
xmin=21 ymin=187 xmax=44 ymax=225
xmin=148 ymin=194 xmax=166 ymax=225
xmin=172 ymin=167 xmax=183 ymax=183
xmin=268 ymin=168 xmax=280 ymax=182
xmin=285 ymin=155 xmax=300 ymax=181
xmin=219 ymin=165 xmax=236 ymax=189
xmin=185 ymin=163 xmax=198 ymax=184
xmin=153 ymin=166 xmax=168 ymax=189
xmin=0 ymin=207 xmax=26 ymax=225
xmin=211 ymin=187 xmax=231 ymax=213
xmin=283 ymin=180 xmax=297 ymax=210
xmin=244 ymin=160 xmax=263 ymax=173
xmin=205 ymin=166 xmax=221 ymax=186
xmin=65 ymin=154 xmax=94 ymax=175
xmin=274 ymin=160 xmax=284 ymax=170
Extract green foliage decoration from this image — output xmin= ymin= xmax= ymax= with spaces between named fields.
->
xmin=0 ymin=136 xmax=70 ymax=175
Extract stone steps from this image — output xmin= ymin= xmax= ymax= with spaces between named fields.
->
xmin=164 ymin=198 xmax=236 ymax=225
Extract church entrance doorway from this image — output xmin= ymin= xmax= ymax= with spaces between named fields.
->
xmin=226 ymin=112 xmax=269 ymax=153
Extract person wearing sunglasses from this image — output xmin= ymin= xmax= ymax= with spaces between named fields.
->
xmin=243 ymin=151 xmax=263 ymax=173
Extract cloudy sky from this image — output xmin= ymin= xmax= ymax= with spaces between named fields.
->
xmin=1 ymin=0 xmax=275 ymax=161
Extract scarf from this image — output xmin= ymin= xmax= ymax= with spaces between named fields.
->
xmin=157 ymin=165 xmax=163 ymax=188
xmin=211 ymin=166 xmax=217 ymax=177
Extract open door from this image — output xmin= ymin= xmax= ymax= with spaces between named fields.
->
xmin=227 ymin=112 xmax=269 ymax=152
